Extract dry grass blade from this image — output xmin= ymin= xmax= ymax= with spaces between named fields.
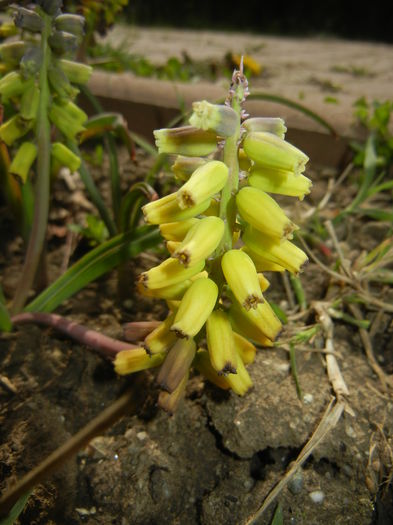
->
xmin=244 ymin=398 xmax=345 ymax=524
xmin=324 ymin=219 xmax=353 ymax=279
xmin=314 ymin=302 xmax=350 ymax=399
xmin=297 ymin=234 xmax=353 ymax=286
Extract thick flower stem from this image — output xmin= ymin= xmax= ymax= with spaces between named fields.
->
xmin=11 ymin=15 xmax=52 ymax=314
xmin=11 ymin=312 xmax=137 ymax=357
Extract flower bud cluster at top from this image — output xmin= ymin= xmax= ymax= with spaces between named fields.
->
xmin=0 ymin=1 xmax=92 ymax=182
xmin=115 ymin=64 xmax=311 ymax=414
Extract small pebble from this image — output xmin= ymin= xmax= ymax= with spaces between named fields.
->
xmin=288 ymin=470 xmax=304 ymax=495
xmin=137 ymin=431 xmax=148 ymax=441
xmin=303 ymin=393 xmax=314 ymax=404
xmin=345 ymin=425 xmax=356 ymax=438
xmin=243 ymin=478 xmax=254 ymax=491
xmin=309 ymin=490 xmax=325 ymax=504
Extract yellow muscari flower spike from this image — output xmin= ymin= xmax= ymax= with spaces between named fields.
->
xmin=166 ymin=240 xmax=181 ymax=255
xmin=139 ymin=258 xmax=205 ymax=290
xmin=137 ymin=278 xmax=190 ymax=301
xmin=221 ymin=249 xmax=264 ymax=310
xmin=172 ymin=216 xmax=225 ymax=267
xmin=142 ymin=192 xmax=211 ymax=225
xmin=171 ymin=155 xmax=206 ymax=182
xmin=228 ymin=303 xmax=274 ymax=347
xmin=243 ymin=131 xmax=309 ymax=176
xmin=248 ymin=166 xmax=312 ymax=200
xmin=177 ymin=160 xmax=228 ymax=210
xmin=238 ymin=148 xmax=252 ymax=171
xmin=159 ymin=218 xmax=199 ymax=242
xmin=203 ymin=198 xmax=220 ymax=217
xmin=114 ymin=347 xmax=165 ymax=375
xmin=243 ymin=117 xmax=287 ymax=139
xmin=258 ymin=273 xmax=270 ymax=292
xmin=206 ymin=310 xmax=238 ymax=375
xmin=158 ymin=371 xmax=189 ymax=414
xmin=229 ymin=296 xmax=281 ymax=342
xmin=193 ymin=349 xmax=231 ymax=390
xmin=171 ymin=278 xmax=218 ymax=338
xmin=157 ymin=338 xmax=196 ymax=393
xmin=233 ymin=332 xmax=257 ymax=365
xmin=243 ymin=226 xmax=308 ymax=274
xmin=236 ymin=186 xmax=298 ymax=240
xmin=225 ymin=351 xmax=253 ymax=396
xmin=154 ymin=126 xmax=218 ymax=157
xmin=144 ymin=314 xmax=178 ymax=355
xmin=241 ymin=247 xmax=286 ymax=272
xmin=189 ymin=100 xmax=238 ymax=137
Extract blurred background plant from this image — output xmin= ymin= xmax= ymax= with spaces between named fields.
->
xmin=0 ymin=0 xmax=162 ymax=326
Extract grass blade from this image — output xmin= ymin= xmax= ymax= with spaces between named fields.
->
xmin=0 ymin=491 xmax=32 ymax=525
xmin=270 ymin=503 xmax=283 ymax=525
xmin=25 ymin=226 xmax=161 ymax=313
xmin=289 ymin=343 xmax=303 ymax=400
xmin=68 ymin=141 xmax=117 ymax=237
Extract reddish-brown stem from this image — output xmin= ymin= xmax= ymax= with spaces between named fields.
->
xmin=123 ymin=320 xmax=161 ymax=342
xmin=11 ymin=312 xmax=137 ymax=358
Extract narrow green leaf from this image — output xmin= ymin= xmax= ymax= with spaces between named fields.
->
xmin=289 ymin=343 xmax=303 ymax=400
xmin=0 ymin=284 xmax=12 ymax=332
xmin=25 ymin=226 xmax=161 ymax=313
xmin=119 ymin=182 xmax=156 ymax=232
xmin=127 ymin=130 xmax=157 ymax=157
xmin=248 ymin=92 xmax=338 ymax=136
xmin=68 ymin=141 xmax=117 ymax=237
xmin=269 ymin=302 xmax=288 ymax=324
xmin=270 ymin=502 xmax=284 ymax=525
xmin=345 ymin=133 xmax=377 ymax=212
xmin=329 ymin=306 xmax=370 ymax=329
xmin=0 ymin=491 xmax=32 ymax=525
xmin=289 ymin=274 xmax=307 ymax=310
xmin=366 ymin=178 xmax=393 ymax=196
xmin=357 ymin=208 xmax=393 ymax=221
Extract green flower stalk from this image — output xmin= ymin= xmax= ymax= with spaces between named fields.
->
xmin=114 ymin=62 xmax=311 ymax=410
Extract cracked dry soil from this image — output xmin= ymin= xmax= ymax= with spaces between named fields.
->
xmin=1 ymin=148 xmax=393 ymax=524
